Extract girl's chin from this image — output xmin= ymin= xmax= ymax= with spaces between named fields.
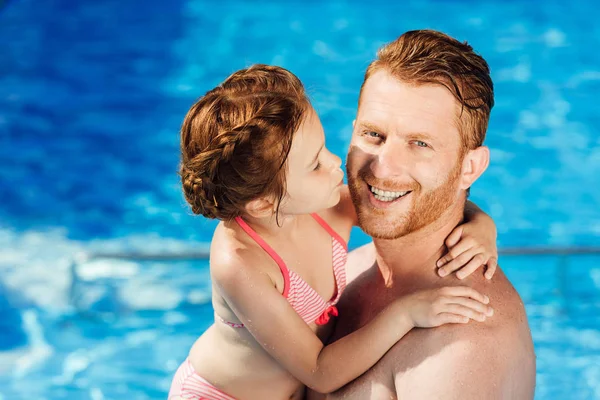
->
xmin=329 ymin=191 xmax=343 ymax=207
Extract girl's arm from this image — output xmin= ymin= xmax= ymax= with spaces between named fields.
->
xmin=330 ymin=191 xmax=499 ymax=281
xmin=437 ymin=200 xmax=499 ymax=279
xmin=213 ymin=252 xmax=493 ymax=394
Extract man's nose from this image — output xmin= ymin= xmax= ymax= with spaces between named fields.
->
xmin=371 ymin=142 xmax=405 ymax=178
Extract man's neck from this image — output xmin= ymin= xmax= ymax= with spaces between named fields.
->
xmin=372 ymin=204 xmax=465 ymax=287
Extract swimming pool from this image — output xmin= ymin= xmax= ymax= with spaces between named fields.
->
xmin=0 ymin=0 xmax=598 ymax=398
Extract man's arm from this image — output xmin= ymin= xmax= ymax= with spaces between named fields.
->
xmin=395 ymin=339 xmax=499 ymax=399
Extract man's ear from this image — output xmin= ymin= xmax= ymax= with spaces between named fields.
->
xmin=460 ymin=146 xmax=490 ymax=190
xmin=244 ymin=197 xmax=277 ymax=219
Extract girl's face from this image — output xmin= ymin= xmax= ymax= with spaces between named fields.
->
xmin=278 ymin=108 xmax=344 ymax=216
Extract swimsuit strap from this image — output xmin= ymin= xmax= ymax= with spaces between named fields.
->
xmin=234 ymin=216 xmax=290 ymax=297
xmin=310 ymin=213 xmax=348 ymax=251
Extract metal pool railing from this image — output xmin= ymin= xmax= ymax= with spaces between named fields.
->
xmin=496 ymin=247 xmax=600 ymax=256
xmin=66 ymin=246 xmax=600 ymax=313
xmin=71 ymin=246 xmax=600 ymax=263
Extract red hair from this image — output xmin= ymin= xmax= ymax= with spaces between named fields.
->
xmin=361 ymin=30 xmax=494 ymax=150
xmin=180 ymin=64 xmax=310 ymax=220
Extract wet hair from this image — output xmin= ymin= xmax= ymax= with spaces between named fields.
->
xmin=360 ymin=30 xmax=494 ymax=150
xmin=179 ymin=64 xmax=310 ymax=221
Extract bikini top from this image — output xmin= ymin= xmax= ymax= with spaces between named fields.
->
xmin=219 ymin=213 xmax=348 ymax=328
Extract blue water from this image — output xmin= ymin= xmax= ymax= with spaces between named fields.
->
xmin=0 ymin=0 xmax=598 ymax=399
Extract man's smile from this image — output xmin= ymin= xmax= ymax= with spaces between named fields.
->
xmin=367 ymin=184 xmax=413 ymax=207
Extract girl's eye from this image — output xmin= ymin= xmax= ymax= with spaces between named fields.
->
xmin=314 ymin=162 xmax=321 ymax=171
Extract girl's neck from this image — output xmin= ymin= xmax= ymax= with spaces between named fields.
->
xmin=229 ymin=212 xmax=303 ymax=240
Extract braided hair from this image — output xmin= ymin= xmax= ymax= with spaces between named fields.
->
xmin=179 ymin=64 xmax=310 ymax=221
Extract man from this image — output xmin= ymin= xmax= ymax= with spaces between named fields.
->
xmin=310 ymin=30 xmax=536 ymax=399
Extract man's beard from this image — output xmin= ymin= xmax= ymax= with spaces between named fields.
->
xmin=348 ymin=157 xmax=463 ymax=240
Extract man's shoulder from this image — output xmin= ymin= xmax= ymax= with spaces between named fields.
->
xmin=327 ymin=267 xmax=536 ymax=399
xmin=464 ymin=267 xmax=531 ymax=338
xmin=397 ymin=268 xmax=532 ymax=359
xmin=387 ymin=270 xmax=536 ymax=399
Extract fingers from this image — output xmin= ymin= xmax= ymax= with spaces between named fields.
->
xmin=439 ymin=286 xmax=489 ymax=304
xmin=444 ymin=225 xmax=463 ymax=249
xmin=439 ymin=304 xmax=488 ymax=322
xmin=436 ymin=313 xmax=470 ymax=325
xmin=485 ymin=257 xmax=498 ymax=280
xmin=437 ymin=238 xmax=474 ymax=269
xmin=438 ymin=249 xmax=480 ymax=277
xmin=455 ymin=254 xmax=486 ymax=280
xmin=444 ymin=296 xmax=494 ymax=317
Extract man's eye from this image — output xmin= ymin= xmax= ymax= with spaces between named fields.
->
xmin=414 ymin=140 xmax=428 ymax=148
xmin=364 ymin=131 xmax=381 ymax=138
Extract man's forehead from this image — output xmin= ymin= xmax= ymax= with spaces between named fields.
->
xmin=357 ymin=71 xmax=461 ymax=138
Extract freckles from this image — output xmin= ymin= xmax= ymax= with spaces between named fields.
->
xmin=413 ymin=160 xmax=445 ymax=185
xmin=421 ymin=150 xmax=436 ymax=160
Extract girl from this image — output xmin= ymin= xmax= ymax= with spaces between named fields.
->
xmin=169 ymin=65 xmax=498 ymax=400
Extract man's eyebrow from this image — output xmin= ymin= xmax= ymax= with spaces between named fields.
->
xmin=358 ymin=122 xmax=434 ymax=142
xmin=406 ymin=132 xmax=436 ymax=142
xmin=307 ymin=143 xmax=324 ymax=168
xmin=357 ymin=121 xmax=385 ymax=133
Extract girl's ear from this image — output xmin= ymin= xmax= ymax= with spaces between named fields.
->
xmin=244 ymin=196 xmax=277 ymax=218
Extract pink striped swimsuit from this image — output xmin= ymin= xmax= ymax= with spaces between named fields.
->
xmin=229 ymin=213 xmax=348 ymax=327
xmin=168 ymin=213 xmax=348 ymax=400
xmin=169 ymin=359 xmax=236 ymax=400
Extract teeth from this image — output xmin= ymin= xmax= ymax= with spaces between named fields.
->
xmin=374 ymin=194 xmax=397 ymax=202
xmin=369 ymin=186 xmax=409 ymax=200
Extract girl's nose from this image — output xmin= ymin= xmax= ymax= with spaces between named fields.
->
xmin=328 ymin=151 xmax=342 ymax=171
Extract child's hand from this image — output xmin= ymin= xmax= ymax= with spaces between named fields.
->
xmin=399 ymin=286 xmax=494 ymax=328
xmin=436 ymin=219 xmax=498 ymax=280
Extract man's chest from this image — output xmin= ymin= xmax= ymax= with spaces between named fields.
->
xmin=331 ymin=272 xmax=394 ymax=341
xmin=325 ymin=270 xmax=441 ymax=399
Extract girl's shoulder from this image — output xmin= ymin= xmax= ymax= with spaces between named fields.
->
xmin=209 ymin=221 xmax=281 ymax=290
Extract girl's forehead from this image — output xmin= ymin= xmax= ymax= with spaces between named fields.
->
xmin=288 ymin=110 xmax=324 ymax=164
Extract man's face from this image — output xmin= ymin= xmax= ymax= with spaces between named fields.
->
xmin=347 ymin=70 xmax=466 ymax=240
